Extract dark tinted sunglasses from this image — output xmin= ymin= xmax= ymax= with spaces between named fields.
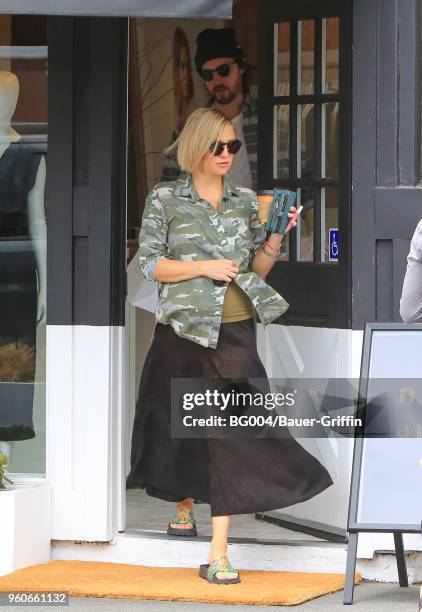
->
xmin=209 ymin=139 xmax=242 ymax=156
xmin=200 ymin=61 xmax=235 ymax=82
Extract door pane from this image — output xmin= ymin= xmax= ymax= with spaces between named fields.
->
xmin=0 ymin=16 xmax=47 ymax=474
xmin=274 ymin=22 xmax=290 ymax=96
xmin=297 ymin=104 xmax=315 ymax=178
xmin=322 ymin=187 xmax=339 ymax=263
xmin=298 ymin=20 xmax=315 ymax=95
xmin=322 ymin=102 xmax=339 ymax=178
xmin=279 ymin=231 xmax=290 ymax=262
xmin=323 ymin=18 xmax=339 ymax=93
xmin=297 ymin=188 xmax=314 ymax=262
xmin=274 ymin=105 xmax=290 ymax=179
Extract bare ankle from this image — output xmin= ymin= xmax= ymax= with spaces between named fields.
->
xmin=177 ymin=497 xmax=192 ymax=505
xmin=209 ymin=545 xmax=227 ymax=559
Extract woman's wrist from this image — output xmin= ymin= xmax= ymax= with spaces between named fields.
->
xmin=268 ymin=233 xmax=283 ymax=247
xmin=262 ymin=241 xmax=280 ymax=258
xmin=196 ymin=260 xmax=207 ymax=277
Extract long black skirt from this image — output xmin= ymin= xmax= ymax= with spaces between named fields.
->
xmin=126 ymin=318 xmax=334 ymax=516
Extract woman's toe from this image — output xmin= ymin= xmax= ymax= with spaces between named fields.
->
xmin=216 ymin=570 xmax=238 ymax=580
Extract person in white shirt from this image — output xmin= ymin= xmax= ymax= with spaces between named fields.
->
xmin=400 ymin=219 xmax=422 ymax=323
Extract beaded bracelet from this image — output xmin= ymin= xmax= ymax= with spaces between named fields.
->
xmin=262 ymin=243 xmax=279 ymax=258
xmin=262 ymin=246 xmax=276 ymax=258
xmin=263 ymin=239 xmax=281 ymax=257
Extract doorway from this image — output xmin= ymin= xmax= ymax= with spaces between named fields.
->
xmin=124 ymin=13 xmax=296 ymax=542
xmin=123 ymin=8 xmax=348 ymax=546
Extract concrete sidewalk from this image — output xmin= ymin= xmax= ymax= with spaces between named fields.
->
xmin=43 ymin=581 xmax=420 ymax=611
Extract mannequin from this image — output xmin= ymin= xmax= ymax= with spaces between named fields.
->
xmin=0 ymin=71 xmax=47 ymax=462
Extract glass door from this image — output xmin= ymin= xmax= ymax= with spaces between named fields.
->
xmin=259 ymin=0 xmax=352 ymax=328
xmin=257 ymin=0 xmax=353 ymax=541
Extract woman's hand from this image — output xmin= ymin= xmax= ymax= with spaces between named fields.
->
xmin=284 ymin=206 xmax=300 ymax=234
xmin=199 ymin=259 xmax=239 ymax=283
xmin=251 ymin=206 xmax=299 ymax=279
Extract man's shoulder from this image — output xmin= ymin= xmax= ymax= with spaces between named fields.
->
xmin=243 ymin=94 xmax=258 ymax=117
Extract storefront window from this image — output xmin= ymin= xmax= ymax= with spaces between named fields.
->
xmin=0 ymin=16 xmax=47 ymax=475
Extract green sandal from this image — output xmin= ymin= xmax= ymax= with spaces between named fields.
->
xmin=199 ymin=555 xmax=241 ymax=584
xmin=167 ymin=506 xmax=197 ymax=537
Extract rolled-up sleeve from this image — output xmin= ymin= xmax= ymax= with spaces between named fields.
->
xmin=138 ymin=187 xmax=168 ymax=281
xmin=249 ymin=196 xmax=266 ymax=260
xmin=400 ymin=219 xmax=422 ymax=323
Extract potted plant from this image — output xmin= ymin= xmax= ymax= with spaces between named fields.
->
xmin=0 ymin=451 xmax=13 ymax=489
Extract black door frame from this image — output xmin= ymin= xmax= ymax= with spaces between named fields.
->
xmin=47 ymin=16 xmax=127 ymax=327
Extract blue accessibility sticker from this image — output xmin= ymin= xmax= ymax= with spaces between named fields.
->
xmin=329 ymin=228 xmax=339 ymax=262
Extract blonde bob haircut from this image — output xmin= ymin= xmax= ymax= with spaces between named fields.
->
xmin=165 ymin=107 xmax=232 ymax=173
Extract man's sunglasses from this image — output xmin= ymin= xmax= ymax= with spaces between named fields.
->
xmin=200 ymin=61 xmax=235 ymax=82
xmin=209 ymin=139 xmax=242 ymax=156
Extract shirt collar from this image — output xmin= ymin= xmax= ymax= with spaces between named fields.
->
xmin=173 ymin=172 xmax=240 ymax=200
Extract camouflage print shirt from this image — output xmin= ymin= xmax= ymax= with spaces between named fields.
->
xmin=138 ymin=173 xmax=289 ymax=348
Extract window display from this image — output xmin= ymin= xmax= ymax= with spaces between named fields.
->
xmin=0 ymin=16 xmax=47 ymax=474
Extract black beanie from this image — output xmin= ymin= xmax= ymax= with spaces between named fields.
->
xmin=194 ymin=28 xmax=244 ymax=74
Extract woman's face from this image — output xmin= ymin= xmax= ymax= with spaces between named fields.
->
xmin=200 ymin=124 xmax=236 ymax=178
xmin=178 ymin=46 xmax=191 ymax=99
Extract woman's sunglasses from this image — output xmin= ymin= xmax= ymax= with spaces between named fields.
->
xmin=200 ymin=61 xmax=235 ymax=82
xmin=209 ymin=139 xmax=242 ymax=156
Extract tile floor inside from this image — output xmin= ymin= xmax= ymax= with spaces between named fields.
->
xmin=126 ymin=489 xmax=338 ymax=544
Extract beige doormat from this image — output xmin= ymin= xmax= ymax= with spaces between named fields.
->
xmin=0 ymin=560 xmax=362 ymax=606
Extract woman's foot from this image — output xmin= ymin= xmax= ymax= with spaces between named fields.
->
xmin=169 ymin=498 xmax=195 ymax=530
xmin=206 ymin=551 xmax=239 ymax=581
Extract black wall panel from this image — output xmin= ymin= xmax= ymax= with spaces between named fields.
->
xmin=47 ymin=17 xmax=127 ymax=326
xmin=353 ymin=0 xmax=422 ymax=327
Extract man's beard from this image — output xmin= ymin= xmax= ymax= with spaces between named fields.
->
xmin=212 ymin=85 xmax=238 ymax=105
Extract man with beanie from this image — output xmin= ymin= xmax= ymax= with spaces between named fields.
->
xmin=161 ymin=28 xmax=257 ymax=190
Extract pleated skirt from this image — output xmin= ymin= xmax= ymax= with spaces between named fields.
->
xmin=126 ymin=318 xmax=334 ymax=516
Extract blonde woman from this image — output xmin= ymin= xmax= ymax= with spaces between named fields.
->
xmin=127 ymin=107 xmax=333 ymax=584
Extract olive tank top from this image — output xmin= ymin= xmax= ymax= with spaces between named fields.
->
xmin=221 ymin=281 xmax=254 ymax=323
